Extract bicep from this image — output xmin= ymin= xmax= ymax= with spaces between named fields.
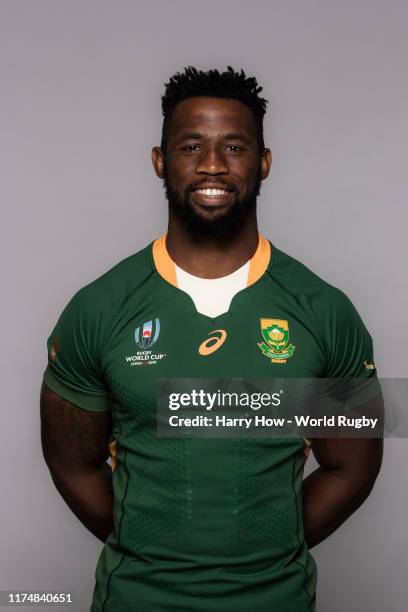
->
xmin=311 ymin=437 xmax=383 ymax=479
xmin=40 ymin=381 xmax=112 ymax=473
xmin=311 ymin=393 xmax=384 ymax=479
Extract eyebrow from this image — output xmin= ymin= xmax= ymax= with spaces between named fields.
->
xmin=174 ymin=131 xmax=252 ymax=145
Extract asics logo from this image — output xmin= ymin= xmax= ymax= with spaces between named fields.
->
xmin=198 ymin=329 xmax=227 ymax=356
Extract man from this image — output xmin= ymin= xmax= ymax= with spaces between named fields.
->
xmin=41 ymin=66 xmax=383 ymax=611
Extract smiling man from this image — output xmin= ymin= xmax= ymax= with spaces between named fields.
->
xmin=41 ymin=66 xmax=383 ymax=612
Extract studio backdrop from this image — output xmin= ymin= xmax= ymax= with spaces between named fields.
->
xmin=1 ymin=1 xmax=407 ymax=610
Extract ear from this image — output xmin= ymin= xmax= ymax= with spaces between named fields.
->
xmin=151 ymin=146 xmax=165 ymax=179
xmin=260 ymin=148 xmax=272 ymax=180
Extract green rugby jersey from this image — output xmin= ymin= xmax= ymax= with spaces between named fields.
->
xmin=43 ymin=234 xmax=377 ymax=612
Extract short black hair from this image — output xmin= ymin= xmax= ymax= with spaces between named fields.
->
xmin=160 ymin=65 xmax=268 ymax=155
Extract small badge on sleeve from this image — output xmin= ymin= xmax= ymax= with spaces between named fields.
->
xmin=50 ymin=336 xmax=60 ymax=362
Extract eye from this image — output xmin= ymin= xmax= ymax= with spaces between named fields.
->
xmin=225 ymin=145 xmax=243 ymax=152
xmin=183 ymin=144 xmax=201 ymax=152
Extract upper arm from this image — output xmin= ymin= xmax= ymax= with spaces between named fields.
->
xmin=311 ymin=393 xmax=384 ymax=483
xmin=311 ymin=437 xmax=383 ymax=484
xmin=40 ymin=381 xmax=112 ymax=473
xmin=43 ymin=285 xmax=111 ymax=412
xmin=322 ymin=289 xmax=376 ymax=380
xmin=41 ymin=284 xmax=114 ymax=471
xmin=313 ymin=288 xmax=383 ymax=481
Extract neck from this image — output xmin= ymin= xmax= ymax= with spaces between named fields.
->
xmin=166 ymin=213 xmax=259 ymax=279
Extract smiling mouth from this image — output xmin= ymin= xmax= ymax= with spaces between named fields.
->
xmin=194 ymin=188 xmax=232 ymax=196
xmin=191 ymin=187 xmax=235 ymax=206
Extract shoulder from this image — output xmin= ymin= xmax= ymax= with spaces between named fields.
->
xmin=269 ymin=241 xmax=359 ymax=318
xmin=57 ymin=242 xmax=155 ymax=332
xmin=267 ymin=242 xmax=375 ymax=376
xmin=72 ymin=241 xmax=154 ymax=308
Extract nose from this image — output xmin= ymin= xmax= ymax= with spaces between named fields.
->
xmin=196 ymin=147 xmax=228 ymax=175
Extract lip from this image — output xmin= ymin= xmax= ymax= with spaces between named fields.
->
xmin=192 ymin=184 xmax=233 ymax=191
xmin=190 ymin=189 xmax=234 ymax=207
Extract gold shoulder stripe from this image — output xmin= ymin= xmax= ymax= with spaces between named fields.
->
xmin=247 ymin=233 xmax=271 ymax=286
xmin=152 ymin=234 xmax=178 ymax=287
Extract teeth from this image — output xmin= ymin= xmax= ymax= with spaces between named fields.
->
xmin=195 ymin=188 xmax=229 ymax=196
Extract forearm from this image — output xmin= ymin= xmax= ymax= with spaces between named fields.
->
xmin=48 ymin=462 xmax=114 ymax=543
xmin=302 ymin=466 xmax=376 ymax=549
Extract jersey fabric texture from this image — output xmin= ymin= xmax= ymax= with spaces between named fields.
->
xmin=43 ymin=234 xmax=378 ymax=612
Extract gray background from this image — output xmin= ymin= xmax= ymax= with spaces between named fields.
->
xmin=1 ymin=0 xmax=407 ymax=610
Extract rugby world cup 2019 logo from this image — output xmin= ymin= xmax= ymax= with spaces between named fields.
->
xmin=135 ymin=319 xmax=160 ymax=349
xmin=257 ymin=318 xmax=295 ymax=364
xmin=126 ymin=318 xmax=166 ymax=366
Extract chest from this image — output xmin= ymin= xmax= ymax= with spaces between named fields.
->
xmin=102 ymin=286 xmax=327 ymax=422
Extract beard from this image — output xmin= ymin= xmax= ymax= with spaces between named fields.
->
xmin=162 ymin=163 xmax=263 ymax=240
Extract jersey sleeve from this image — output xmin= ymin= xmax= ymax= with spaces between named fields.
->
xmin=322 ymin=290 xmax=381 ymax=408
xmin=43 ymin=287 xmax=110 ymax=411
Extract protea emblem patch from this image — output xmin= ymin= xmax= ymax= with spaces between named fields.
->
xmin=135 ymin=318 xmax=160 ymax=349
xmin=257 ymin=318 xmax=295 ymax=363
